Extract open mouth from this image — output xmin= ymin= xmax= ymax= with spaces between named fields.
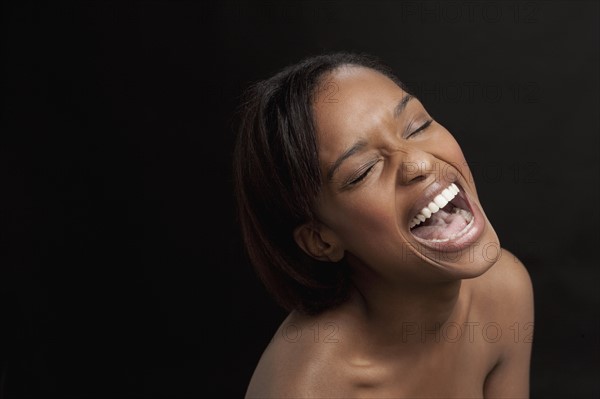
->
xmin=408 ymin=183 xmax=475 ymax=243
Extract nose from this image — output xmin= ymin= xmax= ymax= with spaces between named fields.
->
xmin=396 ymin=148 xmax=436 ymax=186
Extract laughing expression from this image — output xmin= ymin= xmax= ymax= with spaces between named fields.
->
xmin=311 ymin=66 xmax=501 ymax=284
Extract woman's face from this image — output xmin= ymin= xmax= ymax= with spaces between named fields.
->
xmin=311 ymin=66 xmax=500 ymax=284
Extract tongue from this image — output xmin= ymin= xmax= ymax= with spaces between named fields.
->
xmin=411 ymin=208 xmax=471 ymax=241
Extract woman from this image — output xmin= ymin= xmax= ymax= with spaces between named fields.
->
xmin=233 ymin=53 xmax=534 ymax=398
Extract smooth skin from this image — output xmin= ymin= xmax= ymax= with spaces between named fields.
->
xmin=246 ymin=67 xmax=534 ymax=398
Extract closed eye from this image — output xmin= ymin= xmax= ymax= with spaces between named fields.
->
xmin=407 ymin=119 xmax=433 ymax=138
xmin=345 ymin=160 xmax=380 ymax=188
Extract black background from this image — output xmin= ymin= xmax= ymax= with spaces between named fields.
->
xmin=2 ymin=1 xmax=599 ymax=398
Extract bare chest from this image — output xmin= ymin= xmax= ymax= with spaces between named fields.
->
xmin=339 ymin=333 xmax=498 ymax=398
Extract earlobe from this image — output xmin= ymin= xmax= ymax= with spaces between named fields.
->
xmin=293 ymin=222 xmax=344 ymax=262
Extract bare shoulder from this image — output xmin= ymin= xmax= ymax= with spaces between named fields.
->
xmin=245 ymin=308 xmax=355 ymax=398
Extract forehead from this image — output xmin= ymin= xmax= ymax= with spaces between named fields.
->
xmin=312 ymin=67 xmax=407 ymax=162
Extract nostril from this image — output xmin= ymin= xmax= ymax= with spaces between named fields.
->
xmin=408 ymin=175 xmax=426 ymax=184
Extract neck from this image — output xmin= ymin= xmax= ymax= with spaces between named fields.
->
xmin=348 ymin=263 xmax=465 ymax=348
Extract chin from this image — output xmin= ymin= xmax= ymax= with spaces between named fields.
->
xmin=435 ymin=220 xmax=501 ymax=280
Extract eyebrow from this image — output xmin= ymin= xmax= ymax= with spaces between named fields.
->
xmin=394 ymin=94 xmax=414 ymax=119
xmin=326 ymin=95 xmax=414 ymax=182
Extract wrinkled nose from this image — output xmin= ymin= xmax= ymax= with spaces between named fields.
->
xmin=397 ymin=149 xmax=437 ymax=186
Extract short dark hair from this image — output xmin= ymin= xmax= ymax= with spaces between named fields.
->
xmin=233 ymin=52 xmax=409 ymax=315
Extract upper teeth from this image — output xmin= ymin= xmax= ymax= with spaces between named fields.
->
xmin=409 ymin=183 xmax=460 ymax=229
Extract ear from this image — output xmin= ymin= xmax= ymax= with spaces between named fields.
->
xmin=293 ymin=222 xmax=344 ymax=262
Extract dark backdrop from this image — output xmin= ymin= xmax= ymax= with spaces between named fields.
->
xmin=1 ymin=1 xmax=598 ymax=398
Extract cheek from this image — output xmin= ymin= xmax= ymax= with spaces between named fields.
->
xmin=323 ymin=189 xmax=399 ymax=248
xmin=319 ymin=187 xmax=395 ymax=228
